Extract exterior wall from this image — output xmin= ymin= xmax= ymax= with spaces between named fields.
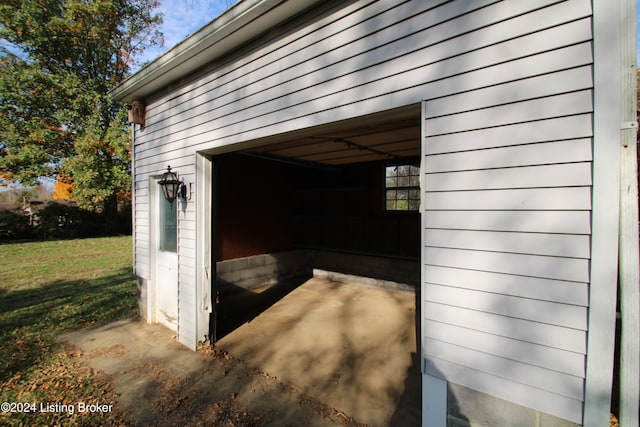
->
xmin=419 ymin=1 xmax=593 ymax=424
xmin=136 ymin=277 xmax=148 ymax=321
xmin=447 ymin=383 xmax=579 ymax=427
xmin=130 ymin=0 xmax=597 ymax=423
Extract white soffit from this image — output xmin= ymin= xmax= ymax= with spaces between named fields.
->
xmin=109 ymin=0 xmax=323 ymax=103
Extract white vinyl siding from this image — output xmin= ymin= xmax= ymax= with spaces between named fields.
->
xmin=130 ymin=1 xmax=594 ymax=422
xmin=134 ymin=0 xmax=592 ymax=161
xmin=421 ymin=0 xmax=593 ymax=422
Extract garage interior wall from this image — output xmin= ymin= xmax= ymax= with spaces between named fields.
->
xmin=215 ymin=153 xmax=420 ymax=262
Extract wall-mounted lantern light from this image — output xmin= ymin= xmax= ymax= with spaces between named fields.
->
xmin=158 ymin=166 xmax=183 ymax=206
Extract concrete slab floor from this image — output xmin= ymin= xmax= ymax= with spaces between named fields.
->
xmin=62 ymin=277 xmax=422 ymax=426
xmin=64 ymin=319 xmax=361 ymax=426
xmin=217 ymin=277 xmax=422 ymax=427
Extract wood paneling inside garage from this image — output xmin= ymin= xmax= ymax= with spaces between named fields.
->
xmin=216 ymin=154 xmax=419 ymax=261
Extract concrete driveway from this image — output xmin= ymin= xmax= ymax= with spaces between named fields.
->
xmin=63 ymin=276 xmax=421 ymax=426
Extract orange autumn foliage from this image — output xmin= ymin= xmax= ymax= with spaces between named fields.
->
xmin=52 ymin=175 xmax=75 ymax=200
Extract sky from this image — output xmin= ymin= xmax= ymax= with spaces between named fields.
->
xmin=134 ymin=0 xmax=238 ymax=68
xmin=0 ymin=0 xmax=237 ymax=70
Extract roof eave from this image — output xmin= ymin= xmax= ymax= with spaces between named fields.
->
xmin=109 ymin=0 xmax=322 ymax=103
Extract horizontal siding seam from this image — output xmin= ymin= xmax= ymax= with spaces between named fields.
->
xmin=424 ymin=324 xmax=586 ymax=374
xmin=425 ymin=352 xmax=585 ymax=400
xmin=424 ymin=136 xmax=592 ymax=156
xmin=135 ymin=45 xmax=594 ymax=158
xmin=423 ymin=264 xmax=589 ymax=285
xmin=423 ymin=245 xmax=590 ymax=260
xmin=424 ymin=279 xmax=589 ymax=307
xmin=141 ymin=13 xmax=592 ymax=145
xmin=424 ymin=303 xmax=587 ymax=351
xmin=424 ymin=209 xmax=593 ymax=212
xmin=145 ymin=0 xmax=395 ymax=113
xmin=144 ymin=2 xmax=423 ymax=124
xmin=424 ymin=160 xmax=592 ymax=174
xmin=143 ymin=41 xmax=592 ymax=147
xmin=424 ymin=184 xmax=592 ymax=193
xmin=423 ymin=296 xmax=588 ymax=331
xmin=144 ymin=0 xmax=494 ymax=123
xmin=425 ymin=251 xmax=589 ymax=284
xmin=424 ymin=227 xmax=591 ymax=237
xmin=424 ymin=115 xmax=594 ymax=155
xmin=148 ymin=0 xmax=578 ymax=120
xmin=425 ymin=89 xmax=594 ymax=122
xmin=424 ymin=112 xmax=593 ymax=138
xmin=423 ymin=317 xmax=585 ymax=353
xmin=443 ymin=8 xmax=593 ymax=61
xmin=153 ymin=81 xmax=586 ymax=153
xmin=139 ymin=48 xmax=589 ymax=153
xmin=422 ymin=61 xmax=593 ymax=106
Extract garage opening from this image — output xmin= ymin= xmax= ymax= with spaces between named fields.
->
xmin=209 ymin=105 xmax=422 ymax=424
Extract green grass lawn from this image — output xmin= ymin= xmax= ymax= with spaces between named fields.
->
xmin=0 ymin=236 xmax=137 ymax=426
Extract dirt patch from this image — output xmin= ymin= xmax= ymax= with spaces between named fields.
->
xmin=79 ymin=344 xmax=129 ymax=359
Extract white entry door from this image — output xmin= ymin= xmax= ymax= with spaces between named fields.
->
xmin=155 ymin=191 xmax=178 ymax=330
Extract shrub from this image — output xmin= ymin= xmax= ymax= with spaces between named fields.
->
xmin=38 ymin=202 xmax=107 ymax=239
xmin=0 ymin=209 xmax=36 ymax=241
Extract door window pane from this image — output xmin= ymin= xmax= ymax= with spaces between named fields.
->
xmin=159 ymin=197 xmax=177 ymax=252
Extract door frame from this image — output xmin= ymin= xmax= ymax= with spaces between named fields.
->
xmin=149 ymin=173 xmax=179 ymax=331
xmin=196 ymin=153 xmax=214 ymax=344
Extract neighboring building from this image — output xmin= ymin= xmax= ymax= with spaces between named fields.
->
xmin=110 ymin=1 xmax=637 ymax=425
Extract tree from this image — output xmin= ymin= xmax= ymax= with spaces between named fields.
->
xmin=52 ymin=172 xmax=74 ymax=200
xmin=0 ymin=0 xmax=162 ymax=216
xmin=67 ymin=108 xmax=131 ymax=211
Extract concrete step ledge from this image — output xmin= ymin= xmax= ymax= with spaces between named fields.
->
xmin=312 ymin=268 xmax=416 ymax=294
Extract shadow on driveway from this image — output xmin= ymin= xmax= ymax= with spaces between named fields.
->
xmin=62 ymin=278 xmax=422 ymax=426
